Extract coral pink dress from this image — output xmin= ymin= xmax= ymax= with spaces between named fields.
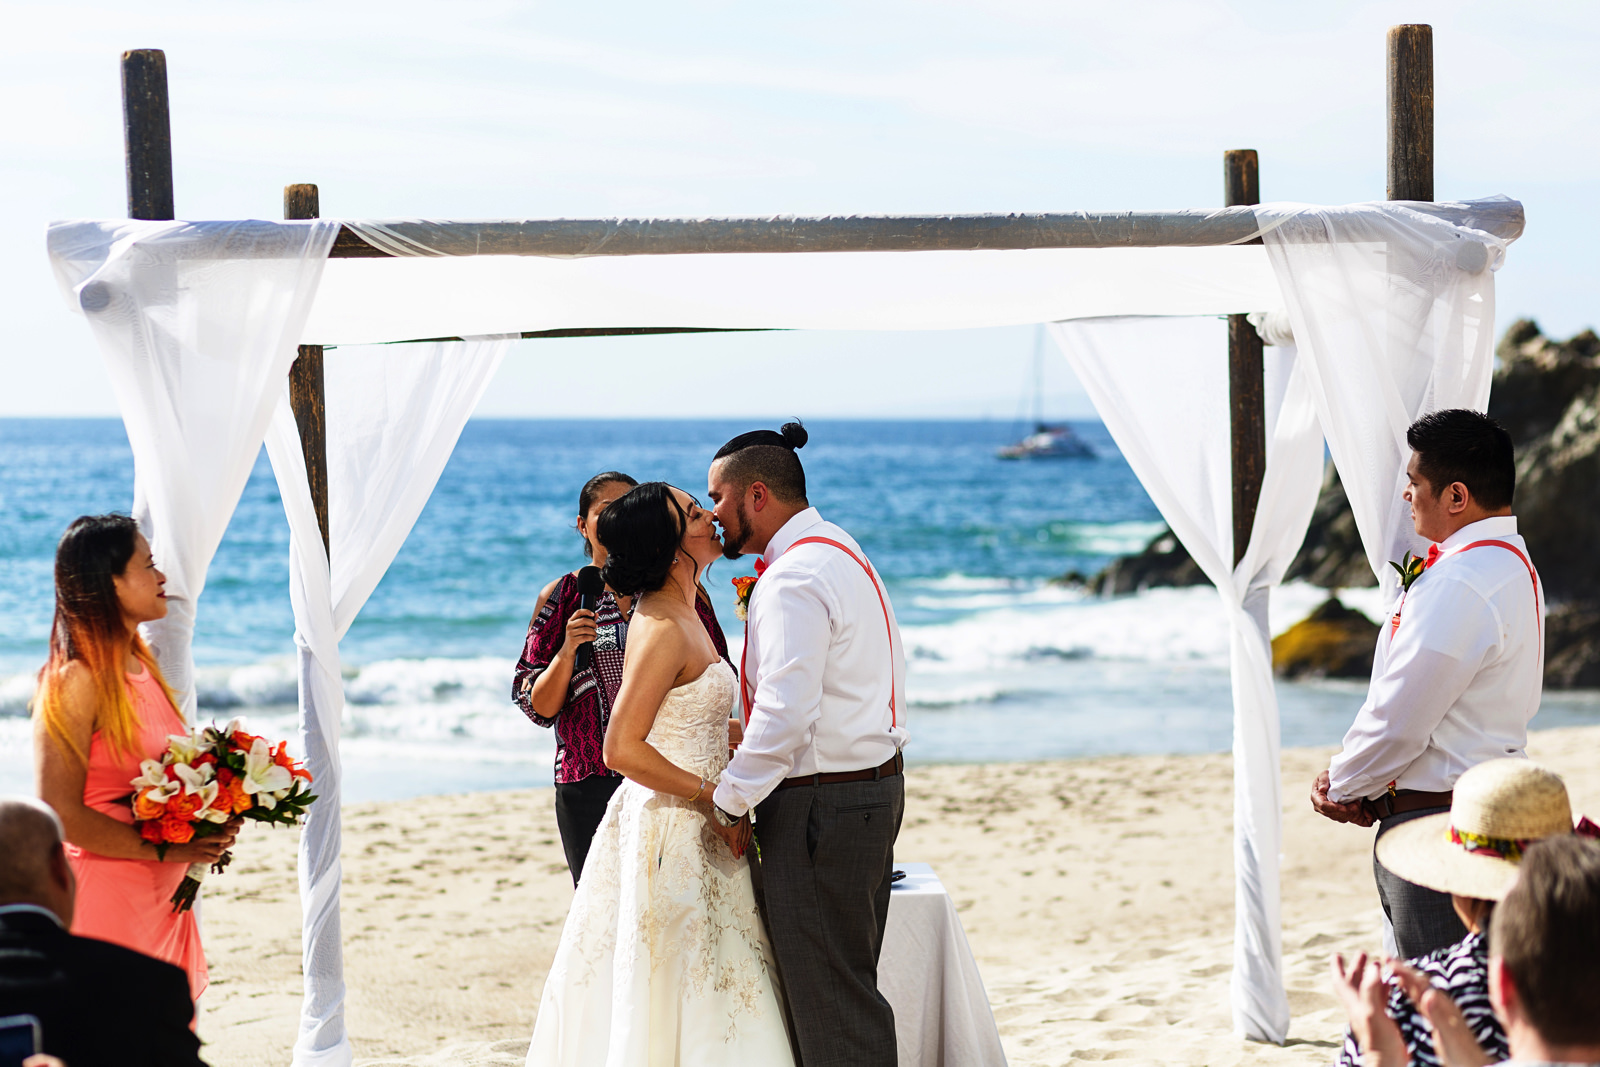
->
xmin=65 ymin=662 xmax=207 ymax=1000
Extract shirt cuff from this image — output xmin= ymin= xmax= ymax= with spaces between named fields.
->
xmin=710 ymin=779 xmax=747 ymax=818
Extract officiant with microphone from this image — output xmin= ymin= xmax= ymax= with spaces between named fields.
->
xmin=513 ymin=471 xmax=733 ymax=884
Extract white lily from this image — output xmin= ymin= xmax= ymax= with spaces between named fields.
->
xmin=131 ymin=759 xmax=169 ymax=791
xmin=165 ymin=731 xmax=207 ymax=765
xmin=239 ymin=738 xmax=292 ymax=809
xmin=172 ymin=761 xmax=215 ymax=795
xmin=195 ymin=781 xmax=230 ymax=823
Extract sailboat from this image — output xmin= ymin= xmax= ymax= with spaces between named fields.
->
xmin=996 ymin=325 xmax=1095 ymax=460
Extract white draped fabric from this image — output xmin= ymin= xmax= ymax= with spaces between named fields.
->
xmin=46 ymin=219 xmax=339 ymax=714
xmin=305 ymin=245 xmax=1283 ymax=344
xmin=1048 ymin=317 xmax=1325 ymax=1042
xmin=262 ymin=335 xmax=513 ymax=1067
xmin=1256 ymin=200 xmax=1512 ymax=593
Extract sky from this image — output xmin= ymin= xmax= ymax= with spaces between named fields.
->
xmin=2 ymin=0 xmax=1596 ymax=419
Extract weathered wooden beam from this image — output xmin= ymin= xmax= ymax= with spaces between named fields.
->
xmin=1387 ymin=24 xmax=1433 ymax=202
xmin=285 ymin=183 xmax=331 ymax=560
xmin=121 ymin=49 xmax=174 ymax=220
xmin=1225 ymin=150 xmax=1266 ymax=569
xmin=326 ymin=209 xmax=1270 ymax=258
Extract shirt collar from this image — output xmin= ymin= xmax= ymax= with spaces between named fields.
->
xmin=1438 ymin=515 xmax=1518 ymax=551
xmin=762 ymin=507 xmax=824 ymax=568
xmin=0 ymin=903 xmax=64 ymax=928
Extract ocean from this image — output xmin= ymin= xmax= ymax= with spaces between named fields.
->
xmin=3 ymin=417 xmax=1597 ymax=801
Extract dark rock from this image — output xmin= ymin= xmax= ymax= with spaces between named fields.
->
xmin=1282 ymin=463 xmax=1377 ymax=590
xmin=1546 ymin=602 xmax=1600 ymax=689
xmin=1085 ymin=530 xmax=1210 ymax=596
xmin=1271 ymin=597 xmax=1381 ymax=679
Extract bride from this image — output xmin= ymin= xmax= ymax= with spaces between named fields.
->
xmin=526 ymin=482 xmax=795 ymax=1066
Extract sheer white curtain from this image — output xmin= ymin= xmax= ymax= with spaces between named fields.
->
xmin=263 ymin=335 xmax=514 ymax=1067
xmin=1255 ymin=200 xmax=1516 ymax=592
xmin=46 ymin=219 xmax=339 ymax=714
xmin=1048 ymin=317 xmax=1325 ymax=1042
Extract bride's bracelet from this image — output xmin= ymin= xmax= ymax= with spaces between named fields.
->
xmin=687 ymin=777 xmax=707 ymax=803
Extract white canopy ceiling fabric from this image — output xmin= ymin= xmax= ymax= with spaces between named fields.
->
xmin=1048 ymin=318 xmax=1325 ymax=1042
xmin=1255 ymin=199 xmax=1512 ymax=595
xmin=263 ymin=334 xmax=514 ymax=1067
xmin=45 ymin=218 xmax=339 ymax=715
xmin=304 ymin=245 xmax=1283 ymax=344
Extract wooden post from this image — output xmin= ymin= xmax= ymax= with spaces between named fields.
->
xmin=122 ymin=49 xmax=174 ymax=219
xmin=1225 ymin=149 xmax=1266 ymax=568
xmin=1387 ymin=25 xmax=1433 ymax=201
xmin=285 ymin=183 xmax=331 ymax=559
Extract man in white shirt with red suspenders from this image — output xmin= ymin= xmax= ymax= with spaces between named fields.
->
xmin=706 ymin=422 xmax=908 ymax=1067
xmin=1311 ymin=409 xmax=1544 ymax=960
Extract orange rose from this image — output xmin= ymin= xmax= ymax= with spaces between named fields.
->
xmin=225 ymin=778 xmax=254 ymax=814
xmin=167 ymin=792 xmax=202 ymax=820
xmin=230 ymin=729 xmax=262 ymax=751
xmin=132 ymin=789 xmax=166 ymax=821
xmin=139 ymin=819 xmax=165 ymax=843
xmin=159 ymin=814 xmax=194 ymax=844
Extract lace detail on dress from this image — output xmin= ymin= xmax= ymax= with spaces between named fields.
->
xmin=528 ymin=661 xmax=794 ymax=1065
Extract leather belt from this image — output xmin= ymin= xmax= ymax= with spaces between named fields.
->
xmin=1363 ymin=789 xmax=1453 ymax=821
xmin=777 ymin=752 xmax=903 ymax=790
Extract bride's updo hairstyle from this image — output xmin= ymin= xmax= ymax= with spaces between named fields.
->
xmin=596 ymin=482 xmax=689 ymax=595
xmin=712 ymin=421 xmax=809 ymax=505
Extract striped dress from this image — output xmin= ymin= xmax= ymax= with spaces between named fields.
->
xmin=1335 ymin=931 xmax=1504 ymax=1067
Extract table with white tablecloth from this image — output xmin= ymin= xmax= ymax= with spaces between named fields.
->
xmin=879 ymin=862 xmax=1008 ymax=1067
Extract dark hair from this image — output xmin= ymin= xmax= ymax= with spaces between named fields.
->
xmin=576 ymin=471 xmax=637 ymax=559
xmin=35 ymin=514 xmax=177 ymax=762
xmin=596 ymin=482 xmax=688 ymax=595
xmin=1491 ymin=835 xmax=1600 ymax=1044
xmin=1406 ymin=409 xmax=1515 ymax=510
xmin=711 ymin=421 xmax=809 ymax=504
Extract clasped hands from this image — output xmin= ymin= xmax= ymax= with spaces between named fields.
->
xmin=1311 ymin=769 xmax=1375 ymax=827
xmin=703 ymin=806 xmax=753 ymax=859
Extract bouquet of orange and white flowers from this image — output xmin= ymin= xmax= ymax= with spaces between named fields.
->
xmin=129 ymin=719 xmax=316 ymax=912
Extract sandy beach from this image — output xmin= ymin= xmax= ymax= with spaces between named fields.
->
xmin=197 ymin=725 xmax=1599 ymax=1066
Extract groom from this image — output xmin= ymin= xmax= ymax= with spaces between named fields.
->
xmin=707 ymin=422 xmax=909 ymax=1067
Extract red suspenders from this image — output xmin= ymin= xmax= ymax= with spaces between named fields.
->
xmin=738 ymin=535 xmax=898 ymax=729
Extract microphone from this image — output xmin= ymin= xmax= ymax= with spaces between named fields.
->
xmin=574 ymin=566 xmax=605 ymax=672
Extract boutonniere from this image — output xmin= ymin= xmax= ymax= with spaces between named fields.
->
xmin=1389 ymin=550 xmax=1426 ymax=593
xmin=732 ymin=575 xmax=758 ymax=621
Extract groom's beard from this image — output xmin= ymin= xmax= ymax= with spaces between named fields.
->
xmin=719 ymin=501 xmax=754 ymax=560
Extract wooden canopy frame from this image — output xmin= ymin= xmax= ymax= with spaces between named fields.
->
xmin=117 ymin=23 xmax=1434 ymax=601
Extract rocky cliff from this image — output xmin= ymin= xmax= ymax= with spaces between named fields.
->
xmin=1080 ymin=319 xmax=1600 ymax=687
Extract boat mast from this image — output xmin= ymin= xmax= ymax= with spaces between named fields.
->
xmin=1032 ymin=324 xmax=1045 ymax=429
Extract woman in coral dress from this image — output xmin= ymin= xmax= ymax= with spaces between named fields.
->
xmin=33 ymin=514 xmax=239 ymax=1001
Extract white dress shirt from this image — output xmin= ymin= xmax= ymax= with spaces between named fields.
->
xmin=713 ymin=508 xmax=909 ymax=817
xmin=1328 ymin=516 xmax=1544 ymax=803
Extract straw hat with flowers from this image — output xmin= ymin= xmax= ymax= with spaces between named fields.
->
xmin=1375 ymin=758 xmax=1575 ymax=901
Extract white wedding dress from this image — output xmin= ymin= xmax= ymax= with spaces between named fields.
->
xmin=526 ymin=659 xmax=795 ymax=1066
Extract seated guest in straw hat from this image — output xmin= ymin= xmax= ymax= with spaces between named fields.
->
xmin=1332 ymin=832 xmax=1600 ymax=1067
xmin=1310 ymin=410 xmax=1544 ymax=961
xmin=1331 ymin=758 xmax=1597 ymax=1067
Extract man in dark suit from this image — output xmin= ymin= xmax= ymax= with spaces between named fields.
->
xmin=0 ymin=796 xmax=206 ymax=1067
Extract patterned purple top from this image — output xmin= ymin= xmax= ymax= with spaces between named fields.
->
xmin=513 ymin=572 xmax=733 ymax=784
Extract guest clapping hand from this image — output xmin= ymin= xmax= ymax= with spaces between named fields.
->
xmin=32 ymin=515 xmax=239 ymax=1002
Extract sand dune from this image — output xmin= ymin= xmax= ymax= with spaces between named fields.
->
xmin=197 ymin=726 xmax=1599 ymax=1066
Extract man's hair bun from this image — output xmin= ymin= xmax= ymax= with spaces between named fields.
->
xmin=779 ymin=421 xmax=808 ymax=450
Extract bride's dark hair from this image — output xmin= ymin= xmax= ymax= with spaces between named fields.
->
xmin=597 ymin=482 xmax=689 ymax=595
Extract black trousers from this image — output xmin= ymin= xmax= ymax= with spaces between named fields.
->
xmin=752 ymin=774 xmax=905 ymax=1067
xmin=1374 ymin=804 xmax=1467 ymax=960
xmin=554 ymin=774 xmax=622 ymax=887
